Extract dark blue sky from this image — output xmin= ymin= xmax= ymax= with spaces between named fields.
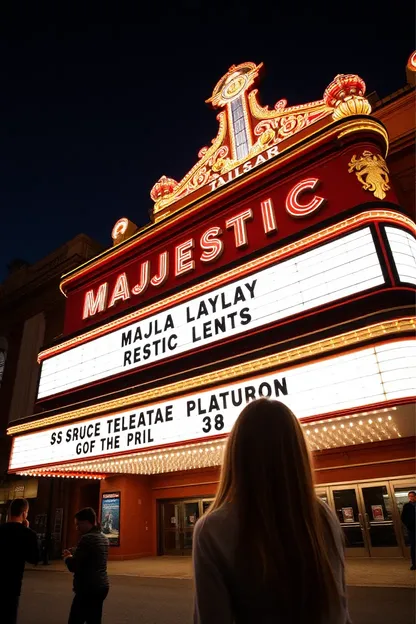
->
xmin=0 ymin=10 xmax=414 ymax=280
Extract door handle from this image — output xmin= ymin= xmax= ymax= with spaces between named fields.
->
xmin=364 ymin=513 xmax=371 ymax=530
xmin=358 ymin=513 xmax=365 ymax=531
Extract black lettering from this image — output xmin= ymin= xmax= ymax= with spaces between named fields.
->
xmin=228 ymin=311 xmax=238 ymax=329
xmin=202 ymin=416 xmax=211 ymax=433
xmin=234 ymin=286 xmax=245 ymax=304
xmin=259 ymin=382 xmax=272 ymax=398
xmin=154 ymin=408 xmax=164 ymax=424
xmin=138 ymin=412 xmax=146 ymax=427
xmin=274 ymin=377 xmax=288 ymax=397
xmin=240 ymin=307 xmax=251 ymax=325
xmin=121 ymin=331 xmax=132 ymax=347
xmin=215 ymin=414 xmax=224 ymax=430
xmin=187 ymin=400 xmax=196 ymax=417
xmin=147 ymin=409 xmax=154 ymax=426
xmin=168 ymin=334 xmax=178 ymax=350
xmin=245 ymin=279 xmax=257 ymax=299
xmin=114 ymin=418 xmax=121 ymax=433
xmin=197 ymin=300 xmax=209 ymax=319
xmin=143 ymin=344 xmax=151 ymax=360
xmin=127 ymin=433 xmax=134 ymax=446
xmin=153 ymin=339 xmax=161 ymax=356
xmin=209 ymin=395 xmax=220 ymax=412
xmin=135 ymin=432 xmax=142 ymax=445
xmin=165 ymin=314 xmax=174 ymax=330
xmin=51 ymin=432 xmax=57 ymax=445
xmin=57 ymin=431 xmax=63 ymax=444
xmin=94 ymin=424 xmax=100 ymax=437
xmin=166 ymin=405 xmax=173 ymax=421
xmin=72 ymin=428 xmax=79 ymax=442
xmin=186 ymin=306 xmax=195 ymax=322
xmin=192 ymin=326 xmax=201 ymax=343
xmin=134 ymin=326 xmax=142 ymax=342
xmin=66 ymin=430 xmax=72 ymax=442
xmin=203 ymin=321 xmax=212 ymax=339
xmin=133 ymin=347 xmax=141 ymax=363
xmin=244 ymin=385 xmax=256 ymax=402
xmin=214 ymin=316 xmax=227 ymax=334
xmin=123 ymin=351 xmax=132 ymax=366
xmin=219 ymin=392 xmax=229 ymax=410
xmin=129 ymin=414 xmax=136 ymax=429
xmin=231 ymin=389 xmax=243 ymax=407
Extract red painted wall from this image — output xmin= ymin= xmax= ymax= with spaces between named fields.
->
xmin=100 ymin=475 xmax=153 ymax=560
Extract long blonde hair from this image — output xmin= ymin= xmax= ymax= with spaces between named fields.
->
xmin=209 ymin=398 xmax=342 ymax=622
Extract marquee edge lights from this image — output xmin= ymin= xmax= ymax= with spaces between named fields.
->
xmin=39 ymin=211 xmax=416 ymax=363
xmin=8 ymin=316 xmax=416 ymax=436
xmin=13 ymin=409 xmax=404 ymax=477
xmin=58 ymin=117 xmax=391 ymax=294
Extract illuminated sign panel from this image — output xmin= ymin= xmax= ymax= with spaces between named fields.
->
xmin=10 ymin=339 xmax=416 ymax=471
xmin=38 ymin=227 xmax=384 ymax=399
xmin=63 ymin=145 xmax=398 ymax=335
xmin=385 ymin=227 xmax=416 ymax=285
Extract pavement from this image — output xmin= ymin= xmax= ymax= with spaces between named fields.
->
xmin=19 ymin=571 xmax=416 ymax=624
xmin=27 ymin=555 xmax=416 ymax=587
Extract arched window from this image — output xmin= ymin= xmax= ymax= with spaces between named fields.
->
xmin=0 ymin=337 xmax=7 ymax=387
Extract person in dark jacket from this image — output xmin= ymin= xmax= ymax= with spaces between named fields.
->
xmin=0 ymin=497 xmax=39 ymax=624
xmin=401 ymin=490 xmax=416 ymax=570
xmin=64 ymin=507 xmax=109 ymax=624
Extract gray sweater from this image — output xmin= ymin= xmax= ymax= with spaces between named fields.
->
xmin=192 ymin=501 xmax=351 ymax=624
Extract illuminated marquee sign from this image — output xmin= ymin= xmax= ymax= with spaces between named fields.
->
xmin=81 ymin=175 xmax=324 ymax=321
xmin=385 ymin=227 xmax=416 ymax=285
xmin=62 ymin=144 xmax=398 ymax=335
xmin=10 ymin=339 xmax=415 ymax=471
xmin=37 ymin=227 xmax=384 ymax=399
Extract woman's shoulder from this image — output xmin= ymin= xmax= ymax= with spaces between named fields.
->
xmin=195 ymin=504 xmax=237 ymax=543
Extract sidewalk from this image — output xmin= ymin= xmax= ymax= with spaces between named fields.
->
xmin=27 ymin=556 xmax=416 ymax=588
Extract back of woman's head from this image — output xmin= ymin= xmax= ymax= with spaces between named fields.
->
xmin=211 ymin=399 xmax=341 ymax=621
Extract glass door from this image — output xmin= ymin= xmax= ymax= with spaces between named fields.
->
xmin=358 ymin=482 xmax=401 ymax=557
xmin=331 ymin=485 xmax=369 ymax=557
xmin=162 ymin=501 xmax=182 ymax=555
xmin=161 ymin=499 xmax=201 ymax=555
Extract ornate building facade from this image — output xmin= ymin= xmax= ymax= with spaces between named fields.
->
xmin=6 ymin=54 xmax=415 ymax=559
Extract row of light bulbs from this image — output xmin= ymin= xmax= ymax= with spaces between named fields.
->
xmin=17 ymin=408 xmax=401 ymax=479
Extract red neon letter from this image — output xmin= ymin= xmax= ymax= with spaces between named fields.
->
xmin=151 ymin=251 xmax=169 ymax=287
xmin=225 ymin=209 xmax=253 ymax=248
xmin=175 ymin=239 xmax=195 ymax=276
xmin=132 ymin=261 xmax=150 ymax=295
xmin=285 ymin=178 xmax=325 ymax=217
xmin=261 ymin=198 xmax=278 ymax=235
xmin=200 ymin=227 xmax=224 ymax=263
xmin=82 ymin=283 xmax=108 ymax=319
xmin=108 ymin=273 xmax=130 ymax=307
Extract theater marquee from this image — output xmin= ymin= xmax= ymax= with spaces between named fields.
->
xmin=11 ymin=339 xmax=415 ymax=471
xmin=37 ymin=227 xmax=384 ymax=399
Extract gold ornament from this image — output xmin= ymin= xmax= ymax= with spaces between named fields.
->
xmin=348 ymin=151 xmax=390 ymax=200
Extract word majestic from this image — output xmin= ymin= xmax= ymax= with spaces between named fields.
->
xmin=83 ymin=177 xmax=326 ymax=320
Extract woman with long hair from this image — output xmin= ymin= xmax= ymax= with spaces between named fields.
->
xmin=192 ymin=399 xmax=351 ymax=623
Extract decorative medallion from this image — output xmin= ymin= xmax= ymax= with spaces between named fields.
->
xmin=348 ymin=151 xmax=390 ymax=200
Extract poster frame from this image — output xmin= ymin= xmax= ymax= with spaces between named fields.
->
xmin=100 ymin=491 xmax=121 ymax=547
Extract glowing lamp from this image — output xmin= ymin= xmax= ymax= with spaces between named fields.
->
xmin=324 ymin=74 xmax=371 ymax=120
xmin=150 ymin=175 xmax=179 ymax=202
xmin=406 ymin=51 xmax=416 ymax=85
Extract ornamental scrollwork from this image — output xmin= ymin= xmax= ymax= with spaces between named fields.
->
xmin=348 ymin=151 xmax=390 ymax=200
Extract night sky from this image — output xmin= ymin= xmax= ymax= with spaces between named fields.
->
xmin=1 ymin=10 xmax=414 ymax=281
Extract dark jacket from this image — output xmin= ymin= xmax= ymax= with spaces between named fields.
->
xmin=0 ymin=522 xmax=39 ymax=595
xmin=65 ymin=527 xmax=109 ymax=594
xmin=401 ymin=502 xmax=416 ymax=532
